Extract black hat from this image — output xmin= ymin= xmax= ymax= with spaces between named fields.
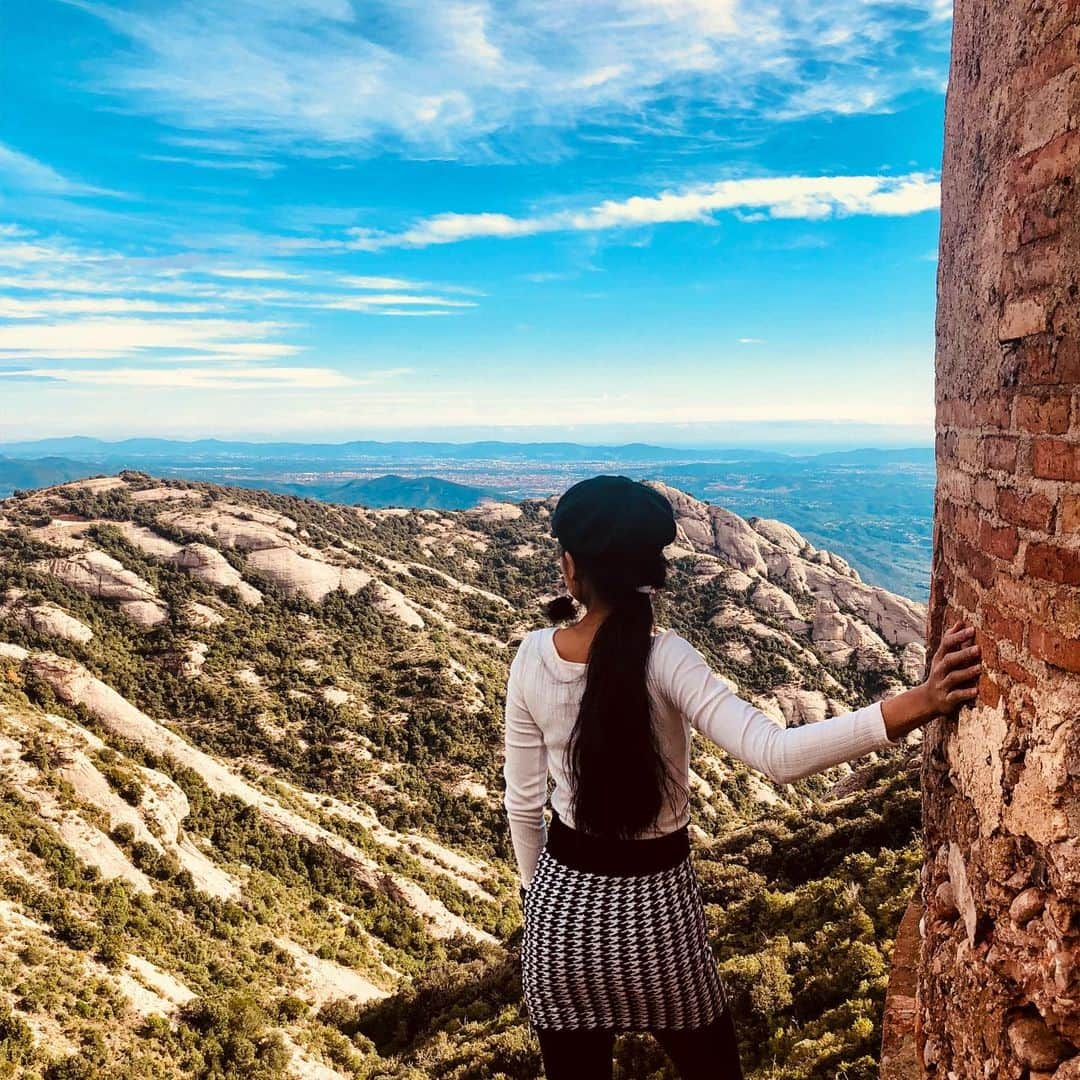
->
xmin=551 ymin=475 xmax=677 ymax=557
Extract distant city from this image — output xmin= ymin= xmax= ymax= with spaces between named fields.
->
xmin=0 ymin=438 xmax=934 ymax=601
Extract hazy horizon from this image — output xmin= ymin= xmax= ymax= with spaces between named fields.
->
xmin=0 ymin=421 xmax=933 ymax=454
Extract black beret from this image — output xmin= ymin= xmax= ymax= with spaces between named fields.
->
xmin=551 ymin=475 xmax=676 ymax=557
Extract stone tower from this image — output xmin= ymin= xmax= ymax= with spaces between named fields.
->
xmin=920 ymin=2 xmax=1080 ymax=1078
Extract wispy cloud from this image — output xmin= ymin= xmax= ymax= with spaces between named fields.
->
xmin=0 ymin=141 xmax=122 ymax=197
xmin=143 ymin=153 xmax=280 ymax=176
xmin=65 ymin=0 xmax=952 ymax=159
xmin=0 ymin=364 xmax=357 ymax=389
xmin=0 ymin=296 xmax=215 ymax=318
xmin=202 ymin=267 xmax=305 ymax=281
xmin=348 ymin=172 xmax=940 ymax=249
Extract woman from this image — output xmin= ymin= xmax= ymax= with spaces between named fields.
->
xmin=503 ymin=475 xmax=981 ymax=1080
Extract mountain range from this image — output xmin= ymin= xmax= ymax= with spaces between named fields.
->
xmin=0 ymin=439 xmax=935 ymax=601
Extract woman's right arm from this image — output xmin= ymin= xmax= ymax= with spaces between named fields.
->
xmin=659 ymin=626 xmax=979 ymax=786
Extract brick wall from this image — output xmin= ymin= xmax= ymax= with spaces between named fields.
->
xmin=921 ymin=2 xmax=1080 ymax=1078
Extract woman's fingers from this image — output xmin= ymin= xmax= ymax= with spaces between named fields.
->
xmin=939 ymin=643 xmax=981 ymax=672
xmin=944 ymin=663 xmax=982 ymax=689
xmin=946 ymin=685 xmax=980 ymax=705
xmin=936 ymin=623 xmax=975 ymax=659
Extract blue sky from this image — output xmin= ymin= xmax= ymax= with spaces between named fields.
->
xmin=1 ymin=0 xmax=952 ymax=446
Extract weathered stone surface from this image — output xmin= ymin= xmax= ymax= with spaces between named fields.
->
xmin=1011 ymin=887 xmax=1047 ymax=927
xmin=1052 ymin=1055 xmax=1080 ymax=1079
xmin=904 ymin=3 xmax=1080 ymax=1076
xmin=1008 ymin=1014 xmax=1073 ymax=1071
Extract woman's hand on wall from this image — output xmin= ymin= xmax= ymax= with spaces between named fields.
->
xmin=881 ymin=621 xmax=981 ymax=740
xmin=923 ymin=621 xmax=982 ymax=714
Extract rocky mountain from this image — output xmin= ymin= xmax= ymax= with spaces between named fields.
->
xmin=0 ymin=472 xmax=926 ymax=1079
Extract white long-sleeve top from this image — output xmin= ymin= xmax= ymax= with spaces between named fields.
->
xmin=502 ymin=625 xmax=901 ymax=887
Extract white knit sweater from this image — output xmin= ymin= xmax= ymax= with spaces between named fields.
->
xmin=503 ymin=625 xmax=901 ymax=887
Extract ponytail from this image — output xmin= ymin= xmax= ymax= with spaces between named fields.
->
xmin=544 ymin=547 xmax=680 ymax=838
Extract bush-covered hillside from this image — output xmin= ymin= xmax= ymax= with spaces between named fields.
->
xmin=0 ymin=473 xmax=925 ymax=1078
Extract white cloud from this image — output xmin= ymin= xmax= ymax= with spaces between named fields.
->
xmin=350 ymin=172 xmax=940 ymax=249
xmin=198 ymin=267 xmax=304 ymax=281
xmin=0 ymin=297 xmax=215 ymax=319
xmin=67 ymin=0 xmax=952 ymax=159
xmin=0 ymin=316 xmax=297 ymax=360
xmin=321 ymin=293 xmax=475 ymax=310
xmin=339 ymin=275 xmax=431 ymax=291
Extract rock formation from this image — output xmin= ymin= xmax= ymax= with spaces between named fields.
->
xmin=886 ymin=5 xmax=1080 ymax=1078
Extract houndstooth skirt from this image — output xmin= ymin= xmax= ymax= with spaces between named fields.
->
xmin=520 ymin=813 xmax=729 ymax=1031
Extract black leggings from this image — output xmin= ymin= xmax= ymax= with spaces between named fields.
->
xmin=535 ymin=1006 xmax=744 ymax=1079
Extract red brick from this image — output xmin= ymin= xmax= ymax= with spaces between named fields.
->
xmin=997 ymin=488 xmax=1056 ymax=531
xmin=995 ymin=573 xmax=1054 ymax=622
xmin=1017 ymin=68 xmax=1077 ymax=157
xmin=1003 ymin=239 xmax=1065 ymax=294
xmin=939 ymin=466 xmax=975 ymax=506
xmin=979 ymin=677 xmax=1003 ymax=708
xmin=1053 ymin=335 xmax=1080 ymax=385
xmin=1025 ymin=540 xmax=1080 ymax=585
xmin=981 ymin=603 xmax=1025 ymax=645
xmin=954 ymin=506 xmax=981 ymax=544
xmin=999 ymin=297 xmax=1049 ymax=341
xmin=1017 ymin=336 xmax=1057 ymax=384
xmin=1013 ymin=27 xmax=1080 ymax=96
xmin=938 ymin=399 xmax=977 ymax=428
xmin=999 ymin=656 xmax=1038 ymax=687
xmin=937 ymin=431 xmax=957 ymax=465
xmin=978 ymin=520 xmax=1020 ymax=560
xmin=956 ymin=538 xmax=998 ymax=589
xmin=974 ymin=395 xmax=1013 ymax=428
xmin=982 ymin=436 xmax=1020 ymax=473
xmin=1030 ymin=625 xmax=1080 ymax=673
xmin=1051 ymin=586 xmax=1080 ymax=637
xmin=1019 ymin=203 xmax=1062 ymax=246
xmin=1061 ymin=494 xmax=1080 ymax=534
xmin=974 ymin=628 xmax=1000 ymax=669
xmin=1014 ymin=393 xmax=1071 ymax=434
xmin=954 ymin=577 xmax=982 ymax=614
xmin=1033 ymin=438 xmax=1080 ymax=480
xmin=974 ymin=477 xmax=998 ymax=512
xmin=957 ymin=433 xmax=980 ymax=468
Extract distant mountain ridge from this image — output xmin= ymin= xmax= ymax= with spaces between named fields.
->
xmin=0 ymin=435 xmax=930 ymax=465
xmin=236 ymin=474 xmax=502 ymax=511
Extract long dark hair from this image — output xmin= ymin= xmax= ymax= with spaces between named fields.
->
xmin=543 ymin=545 xmax=682 ymax=838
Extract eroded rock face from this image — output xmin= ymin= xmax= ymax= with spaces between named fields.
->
xmin=33 ymin=550 xmax=168 ymax=628
xmin=171 ymin=542 xmax=263 ymax=605
xmin=0 ymin=590 xmax=93 ymax=644
xmin=650 ymin=480 xmax=925 ymax=654
xmin=910 ymin=4 xmax=1080 ymax=1077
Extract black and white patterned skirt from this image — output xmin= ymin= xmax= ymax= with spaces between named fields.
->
xmin=520 ymin=811 xmax=729 ymax=1031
